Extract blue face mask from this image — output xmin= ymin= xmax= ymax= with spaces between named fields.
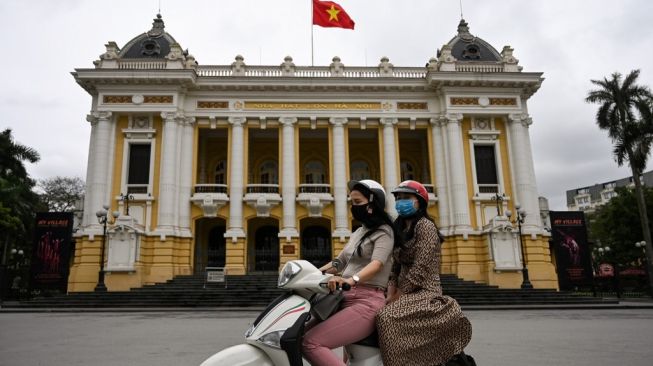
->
xmin=395 ymin=199 xmax=417 ymax=217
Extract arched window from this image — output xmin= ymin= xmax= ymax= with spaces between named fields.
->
xmin=350 ymin=160 xmax=370 ymax=181
xmin=214 ymin=160 xmax=226 ymax=184
xmin=400 ymin=160 xmax=416 ymax=181
xmin=259 ymin=160 xmax=278 ymax=184
xmin=304 ymin=160 xmax=326 ymax=184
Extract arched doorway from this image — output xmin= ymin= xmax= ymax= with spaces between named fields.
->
xmin=300 ymin=218 xmax=332 ymax=268
xmin=254 ymin=226 xmax=279 ymax=272
xmin=248 ymin=218 xmax=280 ymax=273
xmin=194 ymin=218 xmax=226 ymax=274
xmin=301 ymin=226 xmax=331 ymax=268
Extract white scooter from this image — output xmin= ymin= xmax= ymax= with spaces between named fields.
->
xmin=199 ymin=260 xmax=475 ymax=366
xmin=199 ymin=259 xmax=383 ymax=366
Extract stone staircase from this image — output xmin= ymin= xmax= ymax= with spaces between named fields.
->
xmin=5 ymin=273 xmax=616 ymax=308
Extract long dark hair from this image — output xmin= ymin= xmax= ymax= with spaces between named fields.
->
xmin=355 ymin=188 xmax=403 ymax=255
xmin=394 ymin=197 xmax=444 ymax=246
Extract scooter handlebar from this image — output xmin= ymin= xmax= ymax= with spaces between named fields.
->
xmin=338 ymin=283 xmax=351 ymax=291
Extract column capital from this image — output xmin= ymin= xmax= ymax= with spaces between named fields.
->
xmin=509 ymin=113 xmax=532 ymax=127
xmin=380 ymin=117 xmax=399 ymax=126
xmin=329 ymin=117 xmax=348 ymax=127
xmin=278 ymin=117 xmax=298 ymax=126
xmin=86 ymin=113 xmax=98 ymax=124
xmin=445 ymin=113 xmax=463 ymax=124
xmin=161 ymin=111 xmax=185 ymax=123
xmin=90 ymin=111 xmax=112 ymax=122
xmin=429 ymin=115 xmax=447 ymax=127
xmin=184 ymin=116 xmax=196 ymax=125
xmin=228 ymin=116 xmax=247 ymax=126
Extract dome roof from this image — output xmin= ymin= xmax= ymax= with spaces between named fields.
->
xmin=442 ymin=19 xmax=502 ymax=62
xmin=119 ymin=14 xmax=181 ymax=59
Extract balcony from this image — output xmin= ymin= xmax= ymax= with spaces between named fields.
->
xmin=126 ymin=184 xmax=149 ymax=195
xmin=244 ymin=184 xmax=281 ymax=217
xmin=422 ymin=184 xmax=438 ymax=206
xmin=296 ymin=184 xmax=334 ymax=217
xmin=191 ymin=184 xmax=229 ymax=217
xmin=478 ymin=184 xmax=499 ymax=194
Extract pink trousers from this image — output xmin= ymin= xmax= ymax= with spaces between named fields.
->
xmin=302 ymin=286 xmax=386 ymax=366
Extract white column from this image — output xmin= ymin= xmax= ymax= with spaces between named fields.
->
xmin=430 ymin=117 xmax=451 ymax=230
xmin=279 ymin=117 xmax=299 ymax=240
xmin=445 ymin=113 xmax=472 ymax=234
xmin=156 ymin=112 xmax=181 ymax=235
xmin=177 ymin=117 xmax=196 ymax=237
xmin=82 ymin=111 xmax=112 ymax=231
xmin=330 ymin=117 xmax=350 ymax=240
xmin=508 ymin=113 xmax=541 ymax=232
xmin=380 ymin=117 xmax=399 ymax=217
xmin=225 ymin=116 xmax=247 ymax=241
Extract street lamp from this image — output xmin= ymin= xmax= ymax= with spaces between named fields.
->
xmin=506 ymin=204 xmax=533 ymax=289
xmin=95 ymin=205 xmax=120 ymax=292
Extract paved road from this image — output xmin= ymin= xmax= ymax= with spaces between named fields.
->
xmin=1 ymin=309 xmax=652 ymax=366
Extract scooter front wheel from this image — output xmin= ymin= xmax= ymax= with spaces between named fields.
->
xmin=200 ymin=344 xmax=274 ymax=366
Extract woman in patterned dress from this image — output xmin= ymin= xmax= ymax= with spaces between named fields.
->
xmin=376 ymin=180 xmax=472 ymax=366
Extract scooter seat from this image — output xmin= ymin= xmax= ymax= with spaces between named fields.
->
xmin=353 ymin=329 xmax=380 ymax=348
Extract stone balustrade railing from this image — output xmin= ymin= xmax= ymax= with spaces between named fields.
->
xmin=107 ymin=59 xmax=510 ymax=76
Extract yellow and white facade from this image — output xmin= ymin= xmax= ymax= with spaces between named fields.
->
xmin=69 ymin=15 xmax=558 ymax=292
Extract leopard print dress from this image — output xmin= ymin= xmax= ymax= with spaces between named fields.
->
xmin=376 ymin=218 xmax=472 ymax=366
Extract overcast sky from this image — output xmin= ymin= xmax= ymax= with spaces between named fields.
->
xmin=1 ymin=0 xmax=652 ymax=210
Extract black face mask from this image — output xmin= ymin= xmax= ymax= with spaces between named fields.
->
xmin=351 ymin=203 xmax=371 ymax=223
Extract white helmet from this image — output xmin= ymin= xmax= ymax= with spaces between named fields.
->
xmin=348 ymin=179 xmax=386 ymax=209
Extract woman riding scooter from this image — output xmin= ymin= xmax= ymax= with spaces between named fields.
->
xmin=302 ymin=179 xmax=400 ymax=366
xmin=377 ymin=180 xmax=472 ymax=366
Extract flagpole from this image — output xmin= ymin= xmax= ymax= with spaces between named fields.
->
xmin=311 ymin=0 xmax=315 ymax=66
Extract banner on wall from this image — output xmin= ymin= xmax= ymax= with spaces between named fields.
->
xmin=30 ymin=212 xmax=75 ymax=292
xmin=549 ymin=211 xmax=594 ymax=290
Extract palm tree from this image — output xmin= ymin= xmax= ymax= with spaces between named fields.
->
xmin=0 ymin=128 xmax=41 ymax=266
xmin=586 ymin=69 xmax=653 ymax=296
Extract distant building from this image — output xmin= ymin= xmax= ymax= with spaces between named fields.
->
xmin=566 ymin=170 xmax=653 ymax=212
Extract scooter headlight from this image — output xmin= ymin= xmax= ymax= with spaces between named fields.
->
xmin=278 ymin=261 xmax=302 ymax=287
xmin=257 ymin=330 xmax=285 ymax=349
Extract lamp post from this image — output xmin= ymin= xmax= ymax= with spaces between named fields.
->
xmin=506 ymin=204 xmax=533 ymax=289
xmin=95 ymin=205 xmax=120 ymax=292
xmin=635 ymin=241 xmax=651 ymax=295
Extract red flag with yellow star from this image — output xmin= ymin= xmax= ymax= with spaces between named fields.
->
xmin=312 ymin=0 xmax=355 ymax=29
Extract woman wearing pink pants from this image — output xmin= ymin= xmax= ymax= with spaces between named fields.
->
xmin=302 ymin=179 xmax=399 ymax=366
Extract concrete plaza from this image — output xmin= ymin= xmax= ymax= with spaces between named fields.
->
xmin=1 ymin=309 xmax=652 ymax=366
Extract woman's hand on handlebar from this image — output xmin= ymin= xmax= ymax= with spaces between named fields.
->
xmin=327 ymin=276 xmax=354 ymax=292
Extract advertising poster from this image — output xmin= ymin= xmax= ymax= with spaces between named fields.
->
xmin=30 ymin=212 xmax=74 ymax=292
xmin=550 ymin=211 xmax=594 ymax=290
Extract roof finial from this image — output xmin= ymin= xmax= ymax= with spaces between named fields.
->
xmin=148 ymin=13 xmax=165 ymax=37
xmin=459 ymin=0 xmax=464 ymax=20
